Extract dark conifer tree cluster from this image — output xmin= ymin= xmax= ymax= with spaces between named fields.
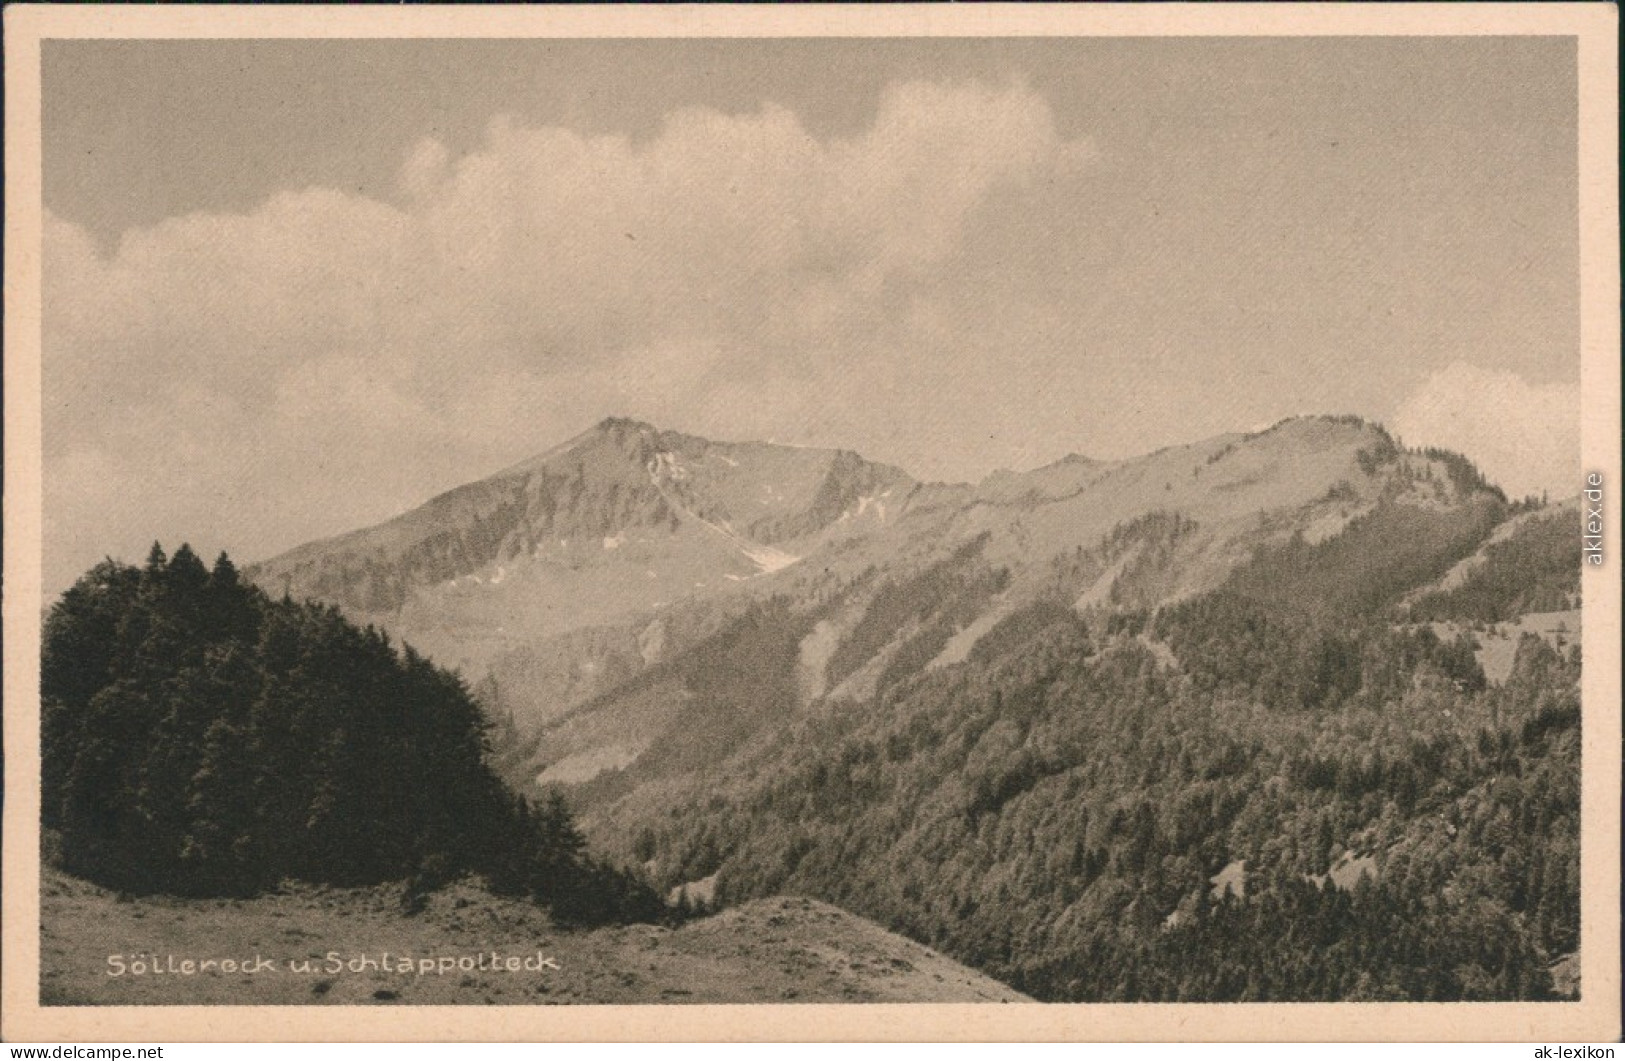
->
xmin=41 ymin=544 xmax=662 ymax=924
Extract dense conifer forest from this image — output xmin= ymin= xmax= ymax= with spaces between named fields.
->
xmin=624 ymin=504 xmax=1582 ymax=1001
xmin=41 ymin=544 xmax=662 ymax=925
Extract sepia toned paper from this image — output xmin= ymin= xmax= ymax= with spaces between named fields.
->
xmin=4 ymin=3 xmax=1619 ymax=1043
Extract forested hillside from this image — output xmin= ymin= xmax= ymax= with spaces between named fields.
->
xmin=609 ymin=494 xmax=1582 ymax=1001
xmin=41 ymin=544 xmax=662 ymax=925
xmin=1407 ymin=508 xmax=1583 ymax=623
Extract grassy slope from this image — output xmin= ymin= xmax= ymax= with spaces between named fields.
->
xmin=40 ymin=870 xmax=1028 ymax=1006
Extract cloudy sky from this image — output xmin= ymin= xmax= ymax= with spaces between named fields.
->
xmin=42 ymin=37 xmax=1580 ymax=592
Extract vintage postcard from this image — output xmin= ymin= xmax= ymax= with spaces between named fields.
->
xmin=3 ymin=3 xmax=1619 ymax=1043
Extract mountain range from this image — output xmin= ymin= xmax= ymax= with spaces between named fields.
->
xmin=246 ymin=412 xmax=1582 ymax=1001
xmin=248 ymin=412 xmax=1531 ymax=778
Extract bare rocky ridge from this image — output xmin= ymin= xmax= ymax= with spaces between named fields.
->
xmin=247 ymin=418 xmax=918 ymax=689
xmin=249 ymin=417 xmax=918 ymax=612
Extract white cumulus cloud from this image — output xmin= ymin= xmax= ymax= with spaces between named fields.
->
xmin=1389 ymin=361 xmax=1580 ymax=501
xmin=42 ymin=79 xmax=1091 ymax=592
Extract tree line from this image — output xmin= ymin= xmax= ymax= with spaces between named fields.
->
xmin=42 ymin=543 xmax=662 ymax=924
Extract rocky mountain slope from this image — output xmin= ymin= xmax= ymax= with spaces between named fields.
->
xmin=247 ymin=409 xmax=1540 ymax=789
xmin=253 ymin=415 xmax=1451 ymax=741
xmin=250 ymin=414 xmax=1542 ymax=795
xmin=248 ymin=418 xmax=919 ymax=722
xmin=522 ymin=416 xmax=1508 ymax=791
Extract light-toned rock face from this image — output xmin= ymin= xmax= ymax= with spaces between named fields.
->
xmin=245 ymin=418 xmax=919 ymax=685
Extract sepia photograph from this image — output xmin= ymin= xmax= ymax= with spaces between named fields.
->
xmin=3 ymin=3 xmax=1619 ymax=1044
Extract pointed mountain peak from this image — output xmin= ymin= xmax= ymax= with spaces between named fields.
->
xmin=562 ymin=415 xmax=664 ymax=455
xmin=593 ymin=415 xmax=658 ymax=436
xmin=491 ymin=416 xmax=667 ymax=480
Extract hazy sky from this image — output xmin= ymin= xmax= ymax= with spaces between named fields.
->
xmin=42 ymin=37 xmax=1580 ymax=592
